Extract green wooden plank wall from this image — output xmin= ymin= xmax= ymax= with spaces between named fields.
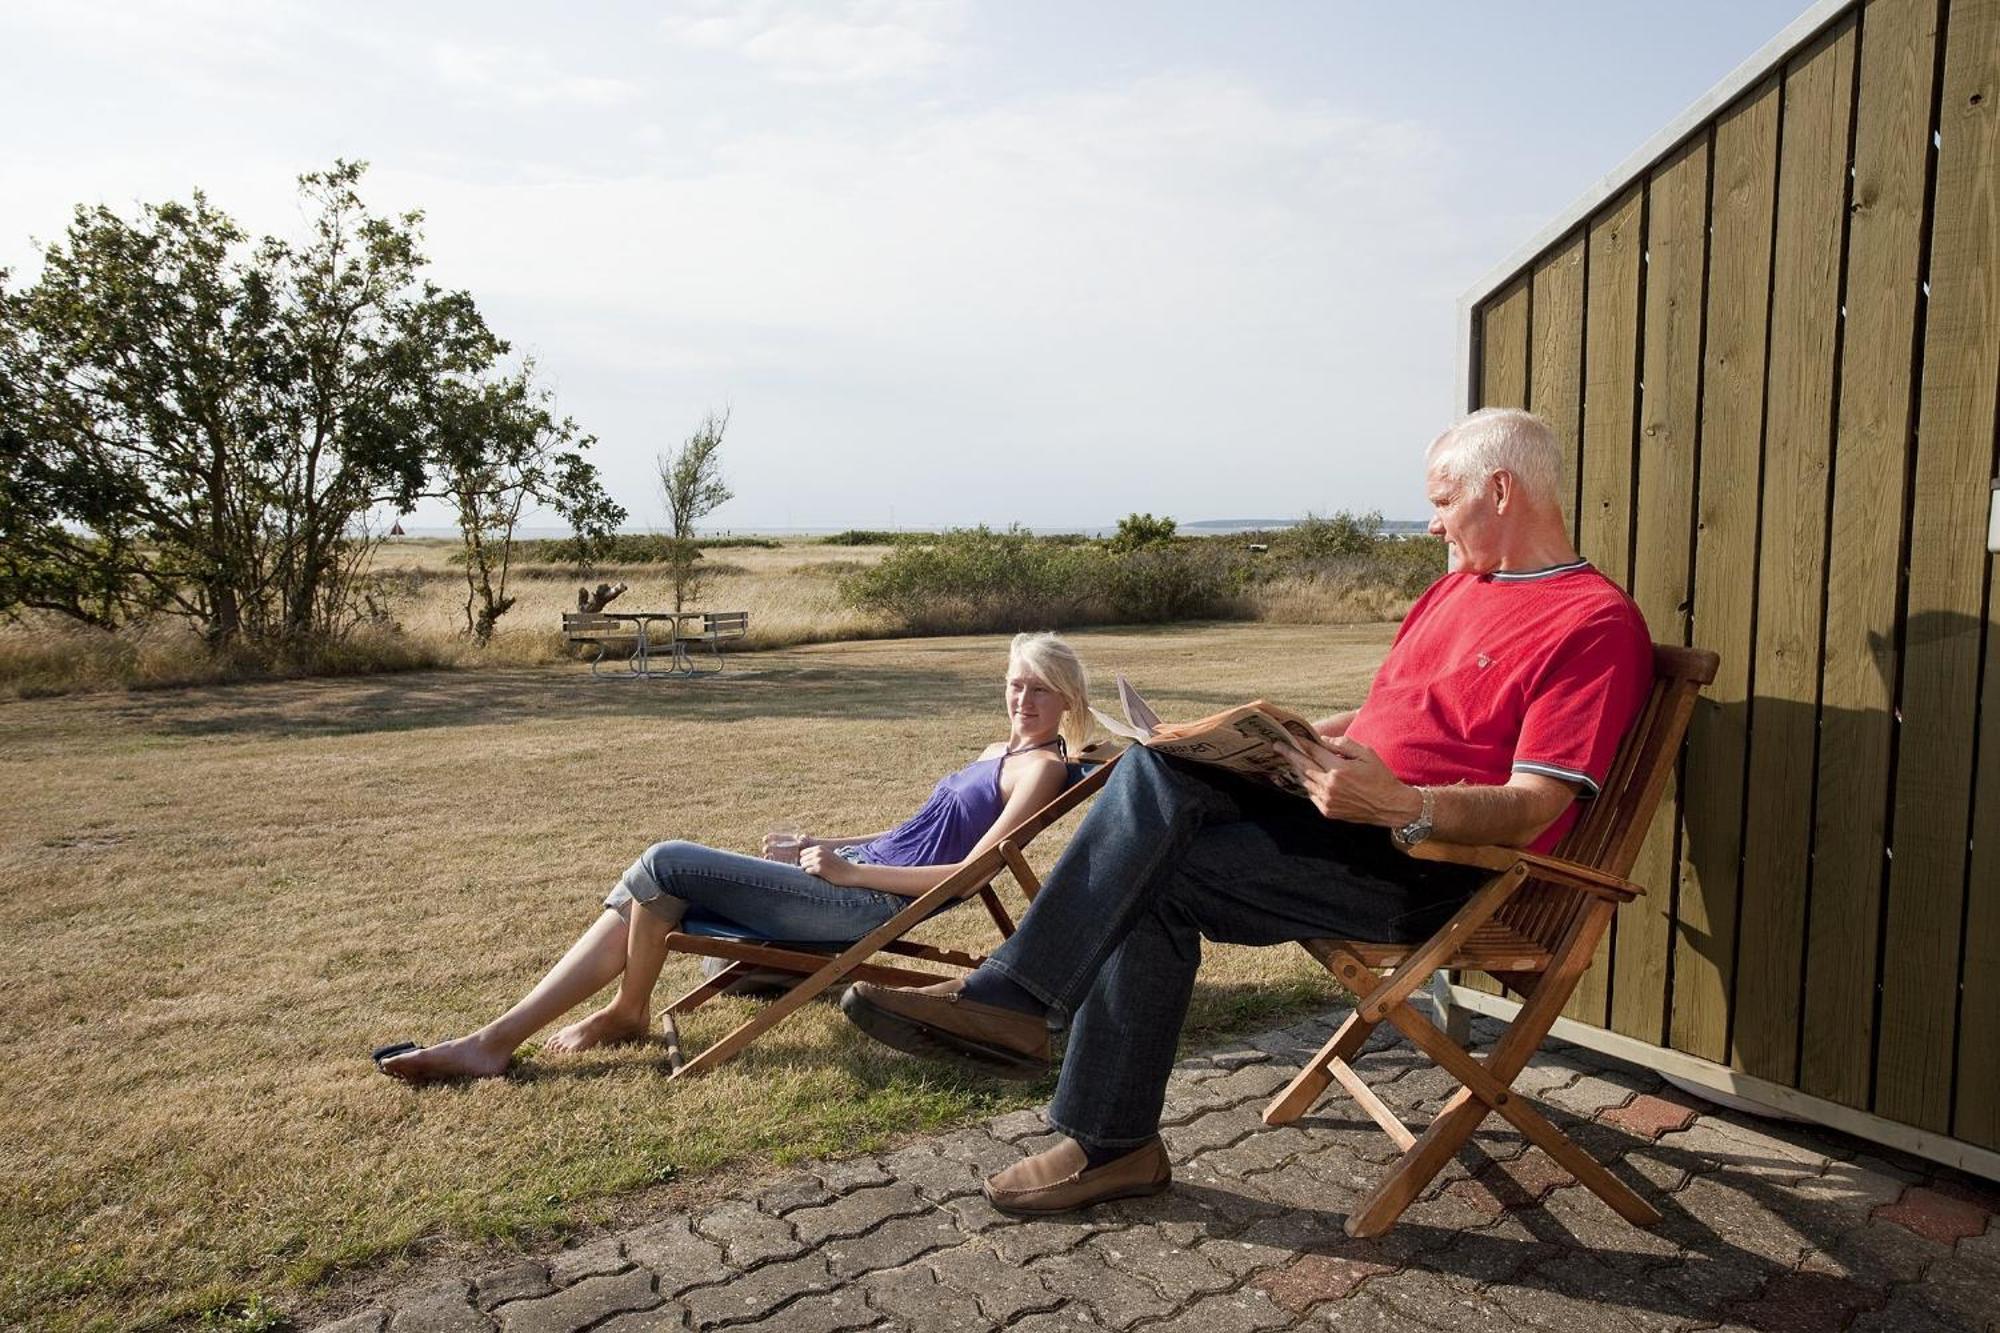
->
xmin=1467 ymin=0 xmax=1998 ymax=1151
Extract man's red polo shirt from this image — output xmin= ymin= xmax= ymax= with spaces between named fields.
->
xmin=1345 ymin=560 xmax=1652 ymax=854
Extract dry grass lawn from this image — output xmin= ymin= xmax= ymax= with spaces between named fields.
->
xmin=0 ymin=622 xmax=1396 ymax=1330
xmin=0 ymin=537 xmax=1424 ymax=702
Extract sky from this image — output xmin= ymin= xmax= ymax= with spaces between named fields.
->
xmin=0 ymin=0 xmax=1813 ymax=532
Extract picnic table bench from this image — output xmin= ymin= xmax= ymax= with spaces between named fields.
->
xmin=561 ymin=611 xmax=637 ymax=675
xmin=561 ymin=609 xmax=749 ymax=677
xmin=680 ymin=610 xmax=749 ymax=674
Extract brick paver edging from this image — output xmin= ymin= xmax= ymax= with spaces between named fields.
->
xmin=312 ymin=1007 xmax=2000 ymax=1332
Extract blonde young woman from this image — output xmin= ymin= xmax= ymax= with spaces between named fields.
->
xmin=377 ymin=632 xmax=1092 ymax=1082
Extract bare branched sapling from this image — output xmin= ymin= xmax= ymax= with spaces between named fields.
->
xmin=656 ymin=409 xmax=733 ymax=613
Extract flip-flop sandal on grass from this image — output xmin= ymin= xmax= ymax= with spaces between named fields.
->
xmin=371 ymin=1041 xmax=423 ymax=1073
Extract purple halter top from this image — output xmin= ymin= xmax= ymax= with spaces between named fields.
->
xmin=855 ymin=740 xmax=1063 ymax=868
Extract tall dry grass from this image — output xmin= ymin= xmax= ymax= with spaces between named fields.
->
xmin=1244 ymin=569 xmax=1416 ymax=623
xmin=0 ymin=617 xmax=456 ymax=699
xmin=0 ymin=540 xmax=901 ymax=700
xmin=0 ymin=535 xmax=1422 ymax=700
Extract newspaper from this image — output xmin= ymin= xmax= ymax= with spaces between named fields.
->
xmin=1091 ymin=675 xmax=1321 ymax=797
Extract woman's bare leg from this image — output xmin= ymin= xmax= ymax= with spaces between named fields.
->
xmin=546 ymin=895 xmax=684 ymax=1053
xmin=383 ymin=909 xmax=633 ymax=1082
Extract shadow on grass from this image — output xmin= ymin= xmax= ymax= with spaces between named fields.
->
xmin=108 ymin=660 xmax=1005 ymax=742
xmin=83 ymin=620 xmax=1400 ymax=744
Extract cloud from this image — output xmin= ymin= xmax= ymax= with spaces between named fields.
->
xmin=430 ymin=42 xmax=640 ymax=108
xmin=360 ymin=70 xmax=1486 ymax=525
xmin=0 ymin=0 xmax=311 ymax=102
xmin=660 ymin=0 xmax=966 ymax=84
xmin=0 ymin=3 xmax=1495 ymax=527
xmin=404 ymin=71 xmax=1461 ymax=348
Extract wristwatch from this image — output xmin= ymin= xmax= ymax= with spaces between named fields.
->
xmin=1392 ymin=786 xmax=1436 ymax=849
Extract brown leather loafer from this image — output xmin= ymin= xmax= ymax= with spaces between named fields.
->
xmin=839 ymin=977 xmax=1050 ymax=1079
xmin=984 ymin=1136 xmax=1171 ymax=1215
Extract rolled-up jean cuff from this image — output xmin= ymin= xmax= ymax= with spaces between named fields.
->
xmin=604 ymin=883 xmax=685 ymax=924
xmin=1043 ymin=1109 xmax=1157 ymax=1153
xmin=605 ymin=855 xmax=675 ymax=918
xmin=980 ymin=957 xmax=1069 ymax=1030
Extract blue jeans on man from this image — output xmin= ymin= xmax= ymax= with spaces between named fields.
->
xmin=979 ymin=746 xmax=1480 ymax=1150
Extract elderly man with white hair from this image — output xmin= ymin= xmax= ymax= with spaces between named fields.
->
xmin=842 ymin=408 xmax=1654 ymax=1215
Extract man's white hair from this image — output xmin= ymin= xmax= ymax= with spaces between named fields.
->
xmin=1425 ymin=407 xmax=1562 ymax=504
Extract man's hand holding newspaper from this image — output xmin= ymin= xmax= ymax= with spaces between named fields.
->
xmin=1090 ymin=676 xmax=1323 ymax=798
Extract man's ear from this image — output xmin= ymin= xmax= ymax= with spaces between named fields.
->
xmin=1489 ymin=468 xmax=1516 ymax=513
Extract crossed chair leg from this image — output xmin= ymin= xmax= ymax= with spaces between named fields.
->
xmin=1261 ymin=902 xmax=1663 ymax=1238
xmin=657 ymin=945 xmax=947 ymax=1072
xmin=652 ymin=863 xmax=1031 ymax=1082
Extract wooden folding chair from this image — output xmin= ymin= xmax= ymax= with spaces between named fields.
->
xmin=655 ymin=749 xmax=1119 ymax=1080
xmin=1262 ymin=645 xmax=1719 ymax=1237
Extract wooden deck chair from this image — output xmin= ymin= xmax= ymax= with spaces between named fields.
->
xmin=1261 ymin=645 xmax=1719 ymax=1237
xmin=655 ymin=748 xmax=1120 ymax=1081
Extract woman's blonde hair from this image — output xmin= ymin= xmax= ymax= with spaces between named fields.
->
xmin=1010 ymin=631 xmax=1093 ymax=755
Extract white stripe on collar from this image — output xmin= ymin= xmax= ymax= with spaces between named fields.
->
xmin=1487 ymin=559 xmax=1592 ymax=583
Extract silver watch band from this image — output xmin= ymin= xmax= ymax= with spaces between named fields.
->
xmin=1394 ymin=785 xmax=1435 ymax=847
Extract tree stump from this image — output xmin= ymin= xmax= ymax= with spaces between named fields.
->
xmin=578 ymin=581 xmax=629 ymax=613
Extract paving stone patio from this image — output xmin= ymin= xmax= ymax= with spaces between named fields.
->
xmin=312 ymin=1007 xmax=2000 ymax=1332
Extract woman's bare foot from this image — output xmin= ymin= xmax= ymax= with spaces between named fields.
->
xmin=380 ymin=1034 xmax=511 ymax=1083
xmin=544 ymin=1004 xmax=650 ymax=1055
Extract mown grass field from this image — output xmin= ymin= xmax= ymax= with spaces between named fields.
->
xmin=1 ymin=621 xmax=1397 ymax=1330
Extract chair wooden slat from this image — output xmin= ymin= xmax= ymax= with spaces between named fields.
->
xmin=1341 ymin=918 xmax=1552 ymax=974
xmin=653 ymin=750 xmax=1119 ymax=1079
xmin=1263 ymin=642 xmax=1718 ymax=1237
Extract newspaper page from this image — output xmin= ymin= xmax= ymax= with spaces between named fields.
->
xmin=1091 ymin=675 xmax=1321 ymax=797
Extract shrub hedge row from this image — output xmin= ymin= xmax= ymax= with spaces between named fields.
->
xmin=840 ymin=516 xmax=1445 ymax=635
xmin=812 ymin=529 xmax=935 ymax=546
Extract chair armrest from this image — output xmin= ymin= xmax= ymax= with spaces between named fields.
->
xmin=1404 ymin=840 xmax=1641 ymax=901
xmin=1403 ymin=839 xmax=1521 ymax=873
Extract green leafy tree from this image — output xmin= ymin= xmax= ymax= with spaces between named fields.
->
xmin=0 ymin=290 xmax=146 ymax=630
xmin=1 ymin=191 xmax=279 ymax=642
xmin=433 ymin=367 xmax=624 ymax=642
xmin=0 ymin=161 xmax=621 ymax=652
xmin=656 ymin=409 xmax=733 ymax=612
xmin=560 ymin=474 xmax=628 ymax=576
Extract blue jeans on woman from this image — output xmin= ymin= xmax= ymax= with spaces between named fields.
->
xmin=982 ymin=746 xmax=1482 ymax=1151
xmin=606 ymin=841 xmax=908 ymax=942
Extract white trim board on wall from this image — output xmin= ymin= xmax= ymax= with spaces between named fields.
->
xmin=1444 ymin=984 xmax=2000 ymax=1183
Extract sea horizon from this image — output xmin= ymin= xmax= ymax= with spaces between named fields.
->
xmin=387 ymin=516 xmax=1433 ymax=541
